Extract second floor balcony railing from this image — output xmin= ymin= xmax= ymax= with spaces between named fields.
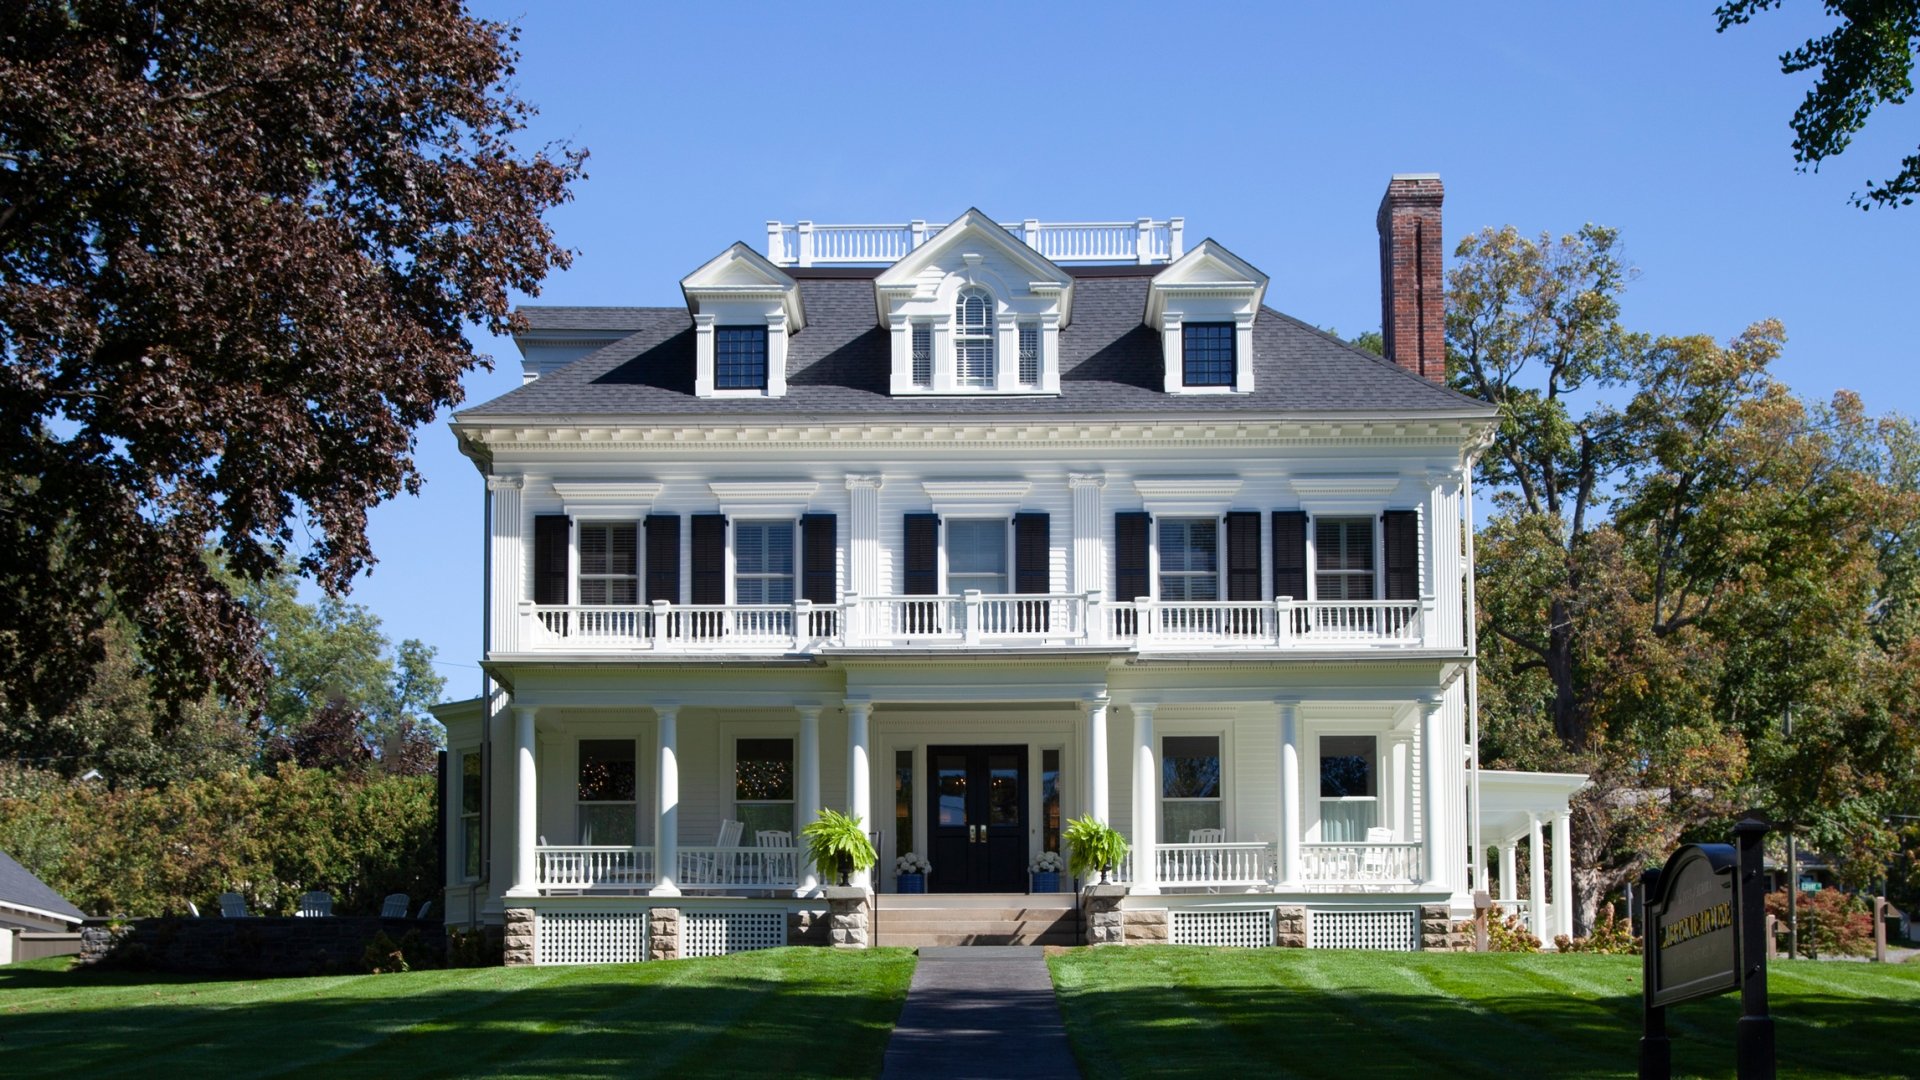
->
xmin=513 ymin=593 xmax=1434 ymax=655
xmin=765 ymin=217 xmax=1184 ymax=266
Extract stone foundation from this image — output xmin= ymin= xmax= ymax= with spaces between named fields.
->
xmin=1083 ymin=884 xmax=1126 ymax=945
xmin=788 ymin=909 xmax=829 ymax=946
xmin=1420 ymin=904 xmax=1472 ymax=952
xmin=824 ymin=887 xmax=871 ymax=948
xmin=1123 ymin=908 xmax=1168 ymax=943
xmin=648 ymin=907 xmax=680 ymax=961
xmin=79 ymin=916 xmax=445 ymax=976
xmin=503 ymin=907 xmax=536 ymax=966
xmin=1275 ymin=905 xmax=1308 ymax=948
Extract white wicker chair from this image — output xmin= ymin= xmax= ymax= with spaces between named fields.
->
xmin=296 ymin=890 xmax=333 ymax=917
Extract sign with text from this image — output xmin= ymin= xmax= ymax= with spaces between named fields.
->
xmin=1647 ymin=844 xmax=1740 ymax=1007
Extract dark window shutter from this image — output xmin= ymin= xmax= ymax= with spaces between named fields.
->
xmin=1014 ymin=513 xmax=1050 ymax=594
xmin=644 ymin=515 xmax=680 ymax=604
xmin=1225 ymin=511 xmax=1262 ymax=602
xmin=691 ymin=514 xmax=727 ymax=605
xmin=1383 ymin=510 xmax=1420 ymax=600
xmin=800 ymin=514 xmax=837 ymax=603
xmin=1115 ymin=511 xmax=1150 ymax=602
xmin=903 ymin=513 xmax=939 ymax=595
xmin=1272 ymin=511 xmax=1307 ymax=600
xmin=533 ymin=515 xmax=570 ymax=604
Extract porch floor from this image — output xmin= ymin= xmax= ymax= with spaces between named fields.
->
xmin=879 ymin=892 xmax=1075 ymax=910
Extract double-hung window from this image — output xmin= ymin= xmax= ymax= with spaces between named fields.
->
xmin=715 ymin=325 xmax=769 ymax=390
xmin=577 ymin=739 xmax=637 ymax=845
xmin=1182 ymin=322 xmax=1235 ymax=387
xmin=1314 ymin=518 xmax=1376 ymax=600
xmin=1017 ymin=323 xmax=1040 ymax=388
xmin=954 ymin=287 xmax=996 ymax=388
xmin=734 ymin=520 xmax=795 ymax=604
xmin=578 ymin=523 xmax=638 ymax=605
xmin=1319 ymin=735 xmax=1377 ymax=842
xmin=460 ymin=751 xmax=483 ymax=879
xmin=911 ymin=323 xmax=933 ymax=389
xmin=946 ymin=518 xmax=1008 ymax=593
xmin=1162 ymin=735 xmax=1222 ymax=841
xmin=736 ymin=738 xmax=795 ymax=836
xmin=1158 ymin=518 xmax=1219 ymax=601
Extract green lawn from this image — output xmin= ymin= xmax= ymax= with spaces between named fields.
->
xmin=0 ymin=948 xmax=915 ymax=1079
xmin=1049 ymin=948 xmax=1920 ymax=1079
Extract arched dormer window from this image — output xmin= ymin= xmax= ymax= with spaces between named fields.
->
xmin=954 ymin=286 xmax=996 ymax=388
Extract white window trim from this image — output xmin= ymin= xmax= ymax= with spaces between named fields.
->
xmin=1309 ymin=729 xmax=1386 ymax=843
xmin=1306 ymin=513 xmax=1382 ymax=604
xmin=730 ymin=518 xmax=797 ymax=606
xmin=1149 ymin=514 xmax=1226 ymax=602
xmin=456 ymin=747 xmax=482 ymax=881
xmin=728 ymin=730 xmax=799 ymax=839
xmin=574 ymin=519 xmax=641 ymax=607
xmin=574 ymin=736 xmax=642 ymax=846
xmin=1157 ymin=723 xmax=1234 ymax=842
xmin=942 ymin=516 xmax=1012 ymax=595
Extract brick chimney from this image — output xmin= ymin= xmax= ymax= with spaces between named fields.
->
xmin=1376 ymin=173 xmax=1446 ymax=382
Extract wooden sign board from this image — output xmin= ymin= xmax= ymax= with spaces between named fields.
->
xmin=1646 ymin=843 xmax=1739 ymax=1008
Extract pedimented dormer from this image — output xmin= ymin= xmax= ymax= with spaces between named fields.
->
xmin=872 ymin=209 xmax=1074 ymax=395
xmin=1146 ymin=239 xmax=1268 ymax=394
xmin=680 ymin=242 xmax=806 ymax=398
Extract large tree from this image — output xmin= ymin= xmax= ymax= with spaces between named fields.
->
xmin=0 ymin=1 xmax=583 ymax=724
xmin=1716 ymin=1 xmax=1920 ymax=208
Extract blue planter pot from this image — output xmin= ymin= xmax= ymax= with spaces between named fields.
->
xmin=897 ymin=873 xmax=926 ymax=894
xmin=1031 ymin=871 xmax=1061 ymax=894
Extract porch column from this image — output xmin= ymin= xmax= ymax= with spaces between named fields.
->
xmin=506 ymin=705 xmax=538 ymax=897
xmin=847 ymin=698 xmax=872 ymax=889
xmin=652 ymin=706 xmax=681 ymax=897
xmin=1552 ymin=809 xmax=1574 ymax=940
xmin=1131 ymin=703 xmax=1158 ymax=895
xmin=796 ymin=705 xmax=822 ymax=896
xmin=1527 ymin=812 xmax=1547 ymax=943
xmin=1084 ymin=694 xmax=1110 ymax=825
xmin=1499 ymin=842 xmax=1518 ymax=903
xmin=1418 ymin=696 xmax=1446 ymax=889
xmin=1276 ymin=699 xmax=1302 ymax=888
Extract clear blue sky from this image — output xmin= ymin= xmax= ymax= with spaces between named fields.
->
xmin=350 ymin=2 xmax=1918 ymax=699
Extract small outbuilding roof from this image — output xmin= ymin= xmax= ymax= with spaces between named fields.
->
xmin=0 ymin=848 xmax=86 ymax=925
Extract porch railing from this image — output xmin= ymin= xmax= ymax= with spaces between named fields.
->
xmin=536 ymin=845 xmax=657 ymax=891
xmin=514 ymin=595 xmax=1431 ymax=655
xmin=1155 ymin=842 xmax=1273 ymax=888
xmin=1298 ymin=842 xmax=1423 ymax=887
xmin=676 ymin=846 xmax=802 ymax=891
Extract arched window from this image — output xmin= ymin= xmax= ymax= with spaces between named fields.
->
xmin=953 ymin=286 xmax=996 ymax=388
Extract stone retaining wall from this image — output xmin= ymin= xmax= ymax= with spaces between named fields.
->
xmin=1082 ymin=884 xmax=1126 ymax=945
xmin=78 ymin=916 xmax=444 ymax=976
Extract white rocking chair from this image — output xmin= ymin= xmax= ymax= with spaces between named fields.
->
xmin=681 ymin=819 xmax=743 ymax=889
xmin=756 ymin=829 xmax=796 ymax=890
xmin=296 ymin=890 xmax=333 ymax=917
xmin=1188 ymin=827 xmax=1227 ymax=891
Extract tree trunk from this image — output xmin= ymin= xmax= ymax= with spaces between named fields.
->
xmin=1547 ymin=598 xmax=1584 ymax=749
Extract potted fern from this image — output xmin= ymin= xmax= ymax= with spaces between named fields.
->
xmin=1064 ymin=815 xmax=1129 ymax=885
xmin=802 ymin=808 xmax=878 ymax=887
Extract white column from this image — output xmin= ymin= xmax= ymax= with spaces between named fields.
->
xmin=1068 ymin=473 xmax=1106 ymax=595
xmin=847 ymin=699 xmax=872 ymax=890
xmin=506 ymin=705 xmax=538 ymax=897
xmin=796 ymin=705 xmax=822 ymax=896
xmin=1419 ymin=696 xmax=1446 ymax=889
xmin=1084 ymin=695 xmax=1110 ymax=825
xmin=1276 ymin=699 xmax=1302 ymax=888
xmin=844 ymin=475 xmax=884 ymax=598
xmin=1131 ymin=704 xmax=1158 ymax=895
xmin=1527 ymin=813 xmax=1547 ymax=943
xmin=1552 ymin=809 xmax=1574 ymax=940
xmin=487 ymin=476 xmax=524 ymax=654
xmin=652 ymin=706 xmax=681 ymax=897
xmin=1499 ymin=842 xmax=1518 ymax=903
xmin=1388 ymin=737 xmax=1411 ymax=837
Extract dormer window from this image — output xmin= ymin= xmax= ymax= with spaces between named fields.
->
xmin=954 ymin=287 xmax=996 ymax=389
xmin=715 ymin=326 xmax=770 ymax=390
xmin=1182 ymin=323 xmax=1236 ymax=388
xmin=680 ymin=242 xmax=803 ymax=399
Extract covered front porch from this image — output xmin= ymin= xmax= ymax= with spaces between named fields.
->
xmin=1476 ymin=770 xmax=1590 ymax=945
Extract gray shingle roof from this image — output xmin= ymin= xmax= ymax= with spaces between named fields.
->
xmin=0 ymin=848 xmax=85 ymax=922
xmin=462 ymin=271 xmax=1489 ymax=420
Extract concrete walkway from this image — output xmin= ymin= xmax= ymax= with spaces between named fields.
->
xmin=880 ymin=946 xmax=1080 ymax=1080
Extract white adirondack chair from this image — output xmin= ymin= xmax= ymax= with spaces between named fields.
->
xmin=416 ymin=900 xmax=433 ymax=919
xmin=1361 ymin=826 xmax=1396 ymax=885
xmin=756 ymin=829 xmax=796 ymax=886
xmin=682 ymin=819 xmax=743 ymax=888
xmin=380 ymin=893 xmax=409 ymax=918
xmin=296 ymin=890 xmax=333 ymax=917
xmin=1187 ymin=827 xmax=1227 ymax=890
xmin=218 ymin=892 xmax=249 ymax=918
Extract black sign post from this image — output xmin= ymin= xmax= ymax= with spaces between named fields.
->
xmin=1639 ymin=815 xmax=1774 ymax=1080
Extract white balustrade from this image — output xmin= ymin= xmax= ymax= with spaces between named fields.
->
xmin=765 ymin=218 xmax=1182 ymax=266
xmin=1298 ymin=843 xmax=1423 ymax=886
xmin=536 ymin=846 xmax=657 ymax=891
xmin=1156 ymin=842 xmax=1273 ymax=888
xmin=513 ymin=596 xmax=1426 ymax=655
xmin=676 ymin=846 xmax=802 ymax=891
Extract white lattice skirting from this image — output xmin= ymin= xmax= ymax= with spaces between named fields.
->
xmin=1169 ymin=908 xmax=1276 ymax=948
xmin=682 ymin=910 xmax=787 ymax=957
xmin=1307 ymin=908 xmax=1419 ymax=951
xmin=536 ymin=911 xmax=647 ymax=965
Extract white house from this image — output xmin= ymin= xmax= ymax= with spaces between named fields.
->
xmin=433 ymin=176 xmax=1588 ymax=965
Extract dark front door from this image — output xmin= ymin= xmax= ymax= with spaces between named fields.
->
xmin=927 ymin=745 xmax=1027 ymax=892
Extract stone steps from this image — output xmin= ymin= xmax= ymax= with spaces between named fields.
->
xmin=872 ymin=898 xmax=1080 ymax=948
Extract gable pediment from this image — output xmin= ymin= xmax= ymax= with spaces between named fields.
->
xmin=874 ymin=208 xmax=1074 ymax=325
xmin=681 ymin=242 xmax=805 ymax=329
xmin=1145 ymin=238 xmax=1268 ymax=328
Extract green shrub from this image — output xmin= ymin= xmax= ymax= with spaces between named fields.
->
xmin=1487 ymin=904 xmax=1540 ymax=952
xmin=1556 ymin=904 xmax=1640 ymax=954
